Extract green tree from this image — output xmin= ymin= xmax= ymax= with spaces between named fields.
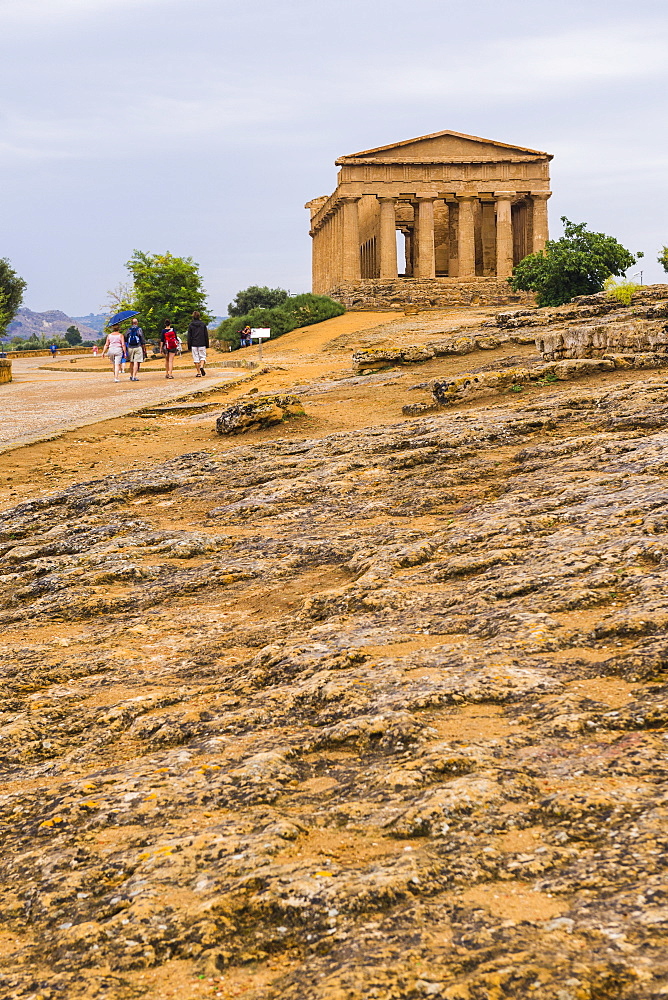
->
xmin=0 ymin=258 xmax=27 ymax=337
xmin=65 ymin=325 xmax=82 ymax=346
xmin=658 ymin=247 xmax=668 ymax=274
xmin=125 ymin=251 xmax=213 ymax=339
xmin=510 ymin=218 xmax=642 ymax=307
xmin=228 ymin=285 xmax=289 ymax=317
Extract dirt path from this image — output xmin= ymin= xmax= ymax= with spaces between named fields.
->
xmin=0 ymin=314 xmax=400 ymax=453
xmin=0 ymin=355 xmax=255 ymax=452
xmin=259 ymin=310 xmax=396 ymax=356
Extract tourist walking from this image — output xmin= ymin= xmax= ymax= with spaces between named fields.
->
xmin=160 ymin=320 xmax=179 ymax=379
xmin=101 ymin=325 xmax=126 ymax=382
xmin=187 ymin=311 xmax=209 ymax=377
xmin=92 ymin=344 xmax=99 ymax=357
xmin=125 ymin=318 xmax=146 ymax=381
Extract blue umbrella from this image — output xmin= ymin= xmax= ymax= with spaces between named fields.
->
xmin=107 ymin=309 xmax=139 ymax=327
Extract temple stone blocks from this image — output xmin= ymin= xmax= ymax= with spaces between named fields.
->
xmin=327 ymin=278 xmax=536 ymax=311
xmin=306 ymin=129 xmax=552 ymax=305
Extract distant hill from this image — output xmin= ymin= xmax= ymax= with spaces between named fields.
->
xmin=70 ymin=312 xmax=108 ymax=333
xmin=7 ymin=308 xmax=100 ymax=341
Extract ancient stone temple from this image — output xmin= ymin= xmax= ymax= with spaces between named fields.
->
xmin=306 ymin=129 xmax=552 ymax=308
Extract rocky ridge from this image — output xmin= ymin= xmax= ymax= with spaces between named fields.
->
xmin=2 ymin=361 xmax=668 ymax=997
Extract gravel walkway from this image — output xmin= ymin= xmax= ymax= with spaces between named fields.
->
xmin=0 ymin=355 xmax=245 ymax=452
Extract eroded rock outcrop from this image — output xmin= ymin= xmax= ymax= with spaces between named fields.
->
xmin=216 ymin=394 xmax=304 ymax=434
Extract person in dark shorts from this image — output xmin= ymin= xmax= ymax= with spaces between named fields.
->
xmin=160 ymin=320 xmax=179 ymax=379
xmin=187 ymin=311 xmax=209 ymax=377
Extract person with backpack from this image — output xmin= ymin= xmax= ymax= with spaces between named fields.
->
xmin=125 ymin=318 xmax=146 ymax=381
xmin=187 ymin=310 xmax=209 ymax=377
xmin=160 ymin=320 xmax=179 ymax=378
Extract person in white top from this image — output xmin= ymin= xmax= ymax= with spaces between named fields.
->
xmin=101 ymin=325 xmax=126 ymax=382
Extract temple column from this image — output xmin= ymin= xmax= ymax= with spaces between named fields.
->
xmin=340 ymin=197 xmax=361 ymax=280
xmin=378 ymin=198 xmax=398 ymax=278
xmin=414 ymin=197 xmax=436 ymax=278
xmin=321 ymin=221 xmax=329 ymax=292
xmin=401 ymin=228 xmax=413 ymax=276
xmin=456 ymin=195 xmax=477 ymax=277
xmin=531 ymin=192 xmax=551 ymax=253
xmin=434 ymin=201 xmax=450 ymax=275
xmin=494 ymin=192 xmax=515 ymax=278
xmin=447 ymin=201 xmax=459 ymax=276
xmin=311 ymin=229 xmax=319 ymax=294
xmin=329 ymin=215 xmax=336 ymax=287
xmin=480 ymin=201 xmax=496 ymax=276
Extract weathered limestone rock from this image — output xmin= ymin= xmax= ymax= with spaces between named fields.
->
xmin=0 ymin=358 xmax=11 ymax=384
xmin=537 ymin=319 xmax=668 ymax=360
xmin=7 ymin=363 xmax=668 ymax=997
xmin=215 ymin=393 xmax=304 ymax=434
xmin=491 ymin=287 xmax=668 ymax=363
xmin=352 ymin=344 xmax=436 ymax=369
xmin=425 ymin=354 xmax=668 ymax=408
xmin=352 ymin=332 xmax=534 ymax=370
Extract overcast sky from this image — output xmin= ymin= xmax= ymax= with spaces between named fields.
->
xmin=2 ymin=0 xmax=667 ymax=315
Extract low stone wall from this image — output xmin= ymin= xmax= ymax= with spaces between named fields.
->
xmin=327 ymin=278 xmax=536 ymax=311
xmin=0 ymin=358 xmax=11 ymax=383
xmin=1 ymin=347 xmax=94 ymax=359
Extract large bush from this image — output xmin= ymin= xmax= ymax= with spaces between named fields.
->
xmin=510 ymin=217 xmax=642 ymax=307
xmin=216 ymin=293 xmax=345 ymax=348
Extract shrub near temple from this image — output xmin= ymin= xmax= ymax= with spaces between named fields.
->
xmin=510 ymin=217 xmax=641 ymax=307
xmin=604 ymin=277 xmax=640 ymax=307
xmin=216 ymin=293 xmax=345 ymax=349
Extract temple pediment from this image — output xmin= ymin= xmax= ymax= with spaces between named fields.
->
xmin=336 ymin=130 xmax=551 ymax=163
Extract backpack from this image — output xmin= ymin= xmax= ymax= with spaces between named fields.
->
xmin=164 ymin=328 xmax=178 ymax=350
xmin=127 ymin=328 xmax=141 ymax=347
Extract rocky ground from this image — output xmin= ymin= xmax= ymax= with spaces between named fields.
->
xmin=2 ymin=292 xmax=668 ymax=999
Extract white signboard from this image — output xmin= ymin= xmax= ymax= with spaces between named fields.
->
xmin=250 ymin=328 xmax=271 ymax=340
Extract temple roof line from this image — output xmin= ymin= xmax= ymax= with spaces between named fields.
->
xmin=336 ymin=156 xmax=551 ymax=165
xmin=337 ymin=129 xmax=552 ymax=162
